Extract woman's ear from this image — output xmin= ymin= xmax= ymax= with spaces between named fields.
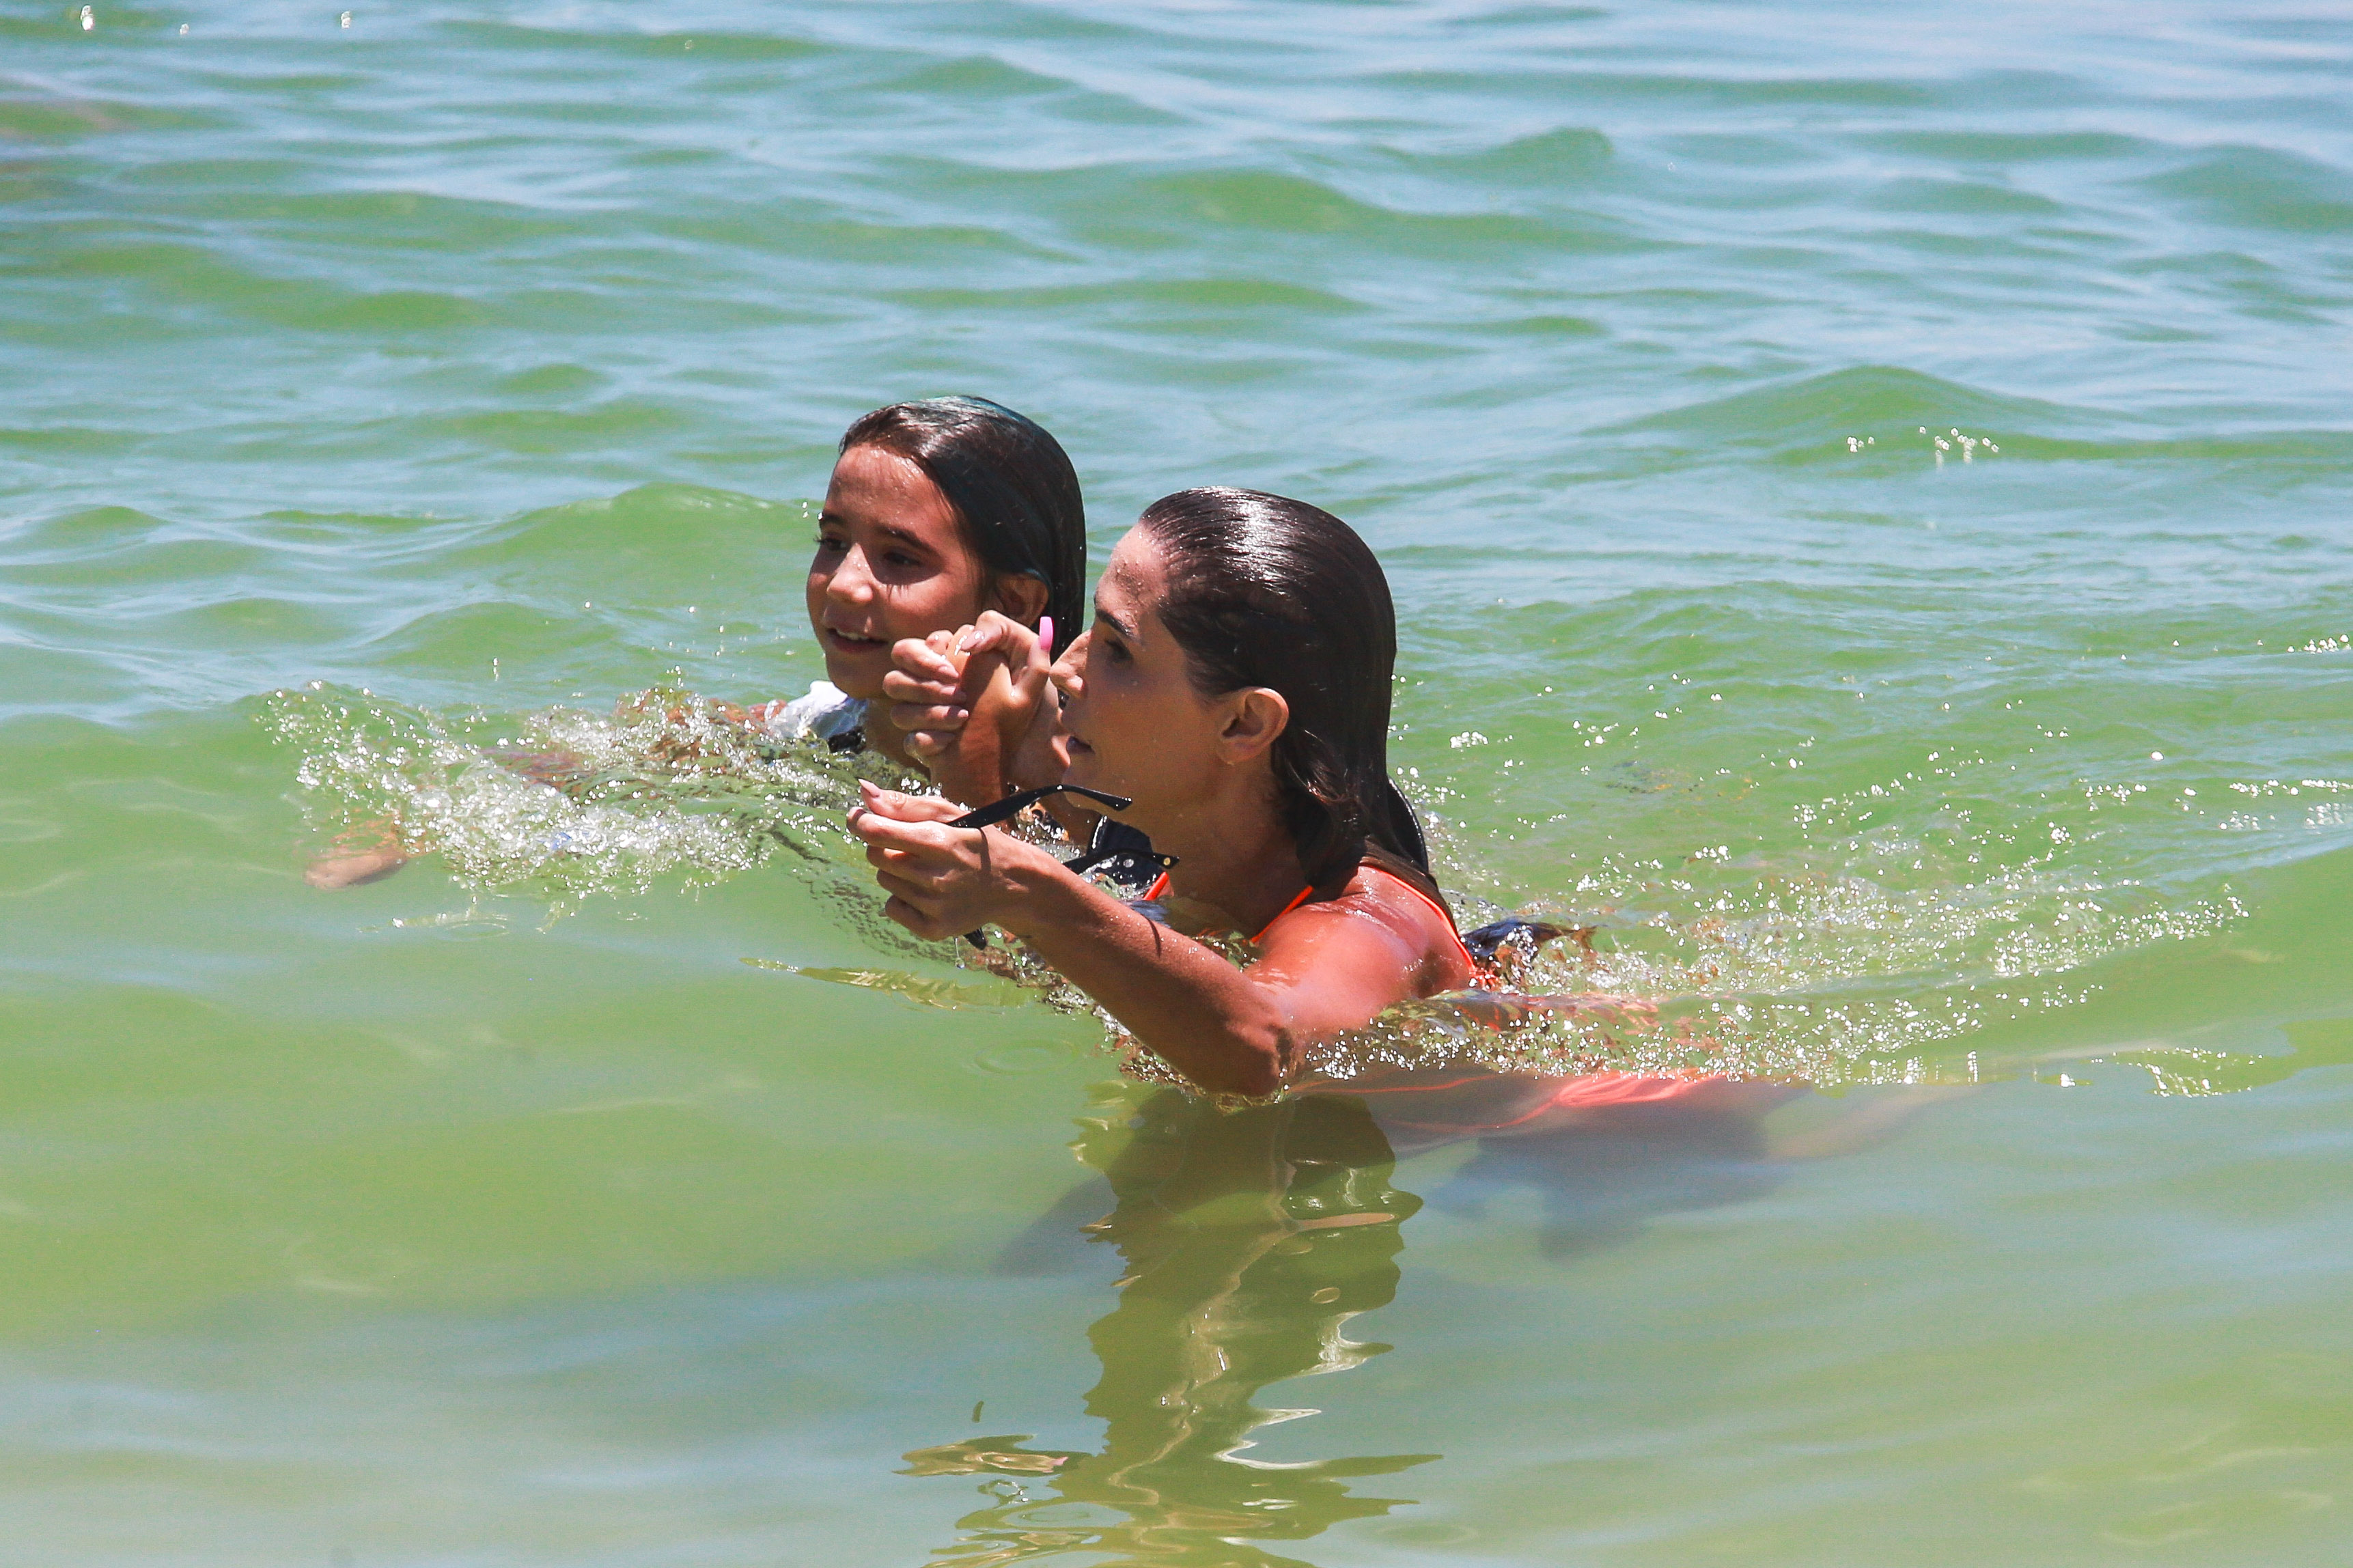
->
xmin=1216 ymin=688 xmax=1290 ymax=765
xmin=988 ymin=574 xmax=1050 ymax=626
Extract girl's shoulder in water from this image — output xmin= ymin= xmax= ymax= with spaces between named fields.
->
xmin=758 ymin=680 xmax=867 ymax=750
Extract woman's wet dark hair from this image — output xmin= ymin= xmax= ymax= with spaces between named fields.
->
xmin=1137 ymin=486 xmax=1430 ymax=893
xmin=839 ymin=397 xmax=1085 ymax=639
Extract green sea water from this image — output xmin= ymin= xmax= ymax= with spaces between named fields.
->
xmin=6 ymin=3 xmax=2353 ymax=1563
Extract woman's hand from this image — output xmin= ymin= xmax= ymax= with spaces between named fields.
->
xmin=960 ymin=613 xmax=1066 ymax=795
xmin=846 ymin=780 xmax=1070 ymax=940
xmin=881 ymin=613 xmax=1061 ymax=806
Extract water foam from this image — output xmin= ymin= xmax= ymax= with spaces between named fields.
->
xmin=260 ymin=677 xmax=908 ymax=910
xmin=263 ymin=680 xmax=2266 ymax=1095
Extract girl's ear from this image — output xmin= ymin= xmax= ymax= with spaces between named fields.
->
xmin=988 ymin=574 xmax=1050 ymax=626
xmin=1216 ymin=688 xmax=1290 ymax=765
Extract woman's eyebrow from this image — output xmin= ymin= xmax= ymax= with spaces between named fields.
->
xmin=1091 ymin=602 xmax=1136 ymax=639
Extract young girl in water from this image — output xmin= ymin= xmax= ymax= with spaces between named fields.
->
xmin=748 ymin=394 xmax=1084 ymax=807
xmin=306 ymin=395 xmax=1083 ymax=886
xmin=850 ymin=486 xmax=1471 ymax=1097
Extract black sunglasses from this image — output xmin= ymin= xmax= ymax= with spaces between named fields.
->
xmin=949 ymin=784 xmax=1134 ymax=949
xmin=948 ymin=782 xmax=1131 ymax=832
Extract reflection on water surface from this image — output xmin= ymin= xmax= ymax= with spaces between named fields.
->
xmin=907 ymin=1090 xmax=1430 ymax=1565
xmin=904 ymin=1076 xmax=1826 ymax=1565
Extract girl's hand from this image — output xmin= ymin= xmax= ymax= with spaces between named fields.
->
xmin=846 ymin=780 xmax=1066 ymax=940
xmin=880 ymin=629 xmax=972 ymax=759
xmin=303 ymin=817 xmax=409 ymax=888
xmin=497 ymin=746 xmax=594 ymax=788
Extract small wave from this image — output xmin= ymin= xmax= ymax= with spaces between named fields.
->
xmin=2140 ymin=144 xmax=2353 ymax=236
xmin=1604 ymin=364 xmax=2087 ymax=462
xmin=434 ymin=21 xmax=832 ymax=64
xmin=1389 ymin=126 xmax=1614 ymax=184
xmin=1118 ymin=168 xmax=1628 ymax=253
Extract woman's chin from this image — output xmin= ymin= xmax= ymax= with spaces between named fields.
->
xmin=1063 ymin=745 xmax=1115 ymax=796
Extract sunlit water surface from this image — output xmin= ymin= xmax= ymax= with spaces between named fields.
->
xmin=5 ymin=3 xmax=2352 ymax=1563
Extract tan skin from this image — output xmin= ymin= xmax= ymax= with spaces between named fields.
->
xmin=848 ymin=527 xmax=1472 ymax=1099
xmin=303 ymin=444 xmax=1051 ymax=888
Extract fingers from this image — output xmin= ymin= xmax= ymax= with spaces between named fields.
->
xmin=1048 ymin=628 xmax=1088 ymax=699
xmin=880 ymin=893 xmax=954 ymax=942
xmin=882 ymin=697 xmax=966 ymax=733
xmin=851 ymin=780 xmax=968 ymax=824
xmin=871 ymin=859 xmax=943 ymax=897
xmin=304 ymin=848 xmax=408 ymax=889
xmin=887 ymin=705 xmax=969 ymax=736
xmin=850 ymin=809 xmax=953 ymax=849
xmin=956 ymin=611 xmax=1035 ymax=660
xmin=1011 ymin=635 xmax=1052 ymax=705
xmin=881 ymin=664 xmax=964 ymax=703
xmin=866 ymin=842 xmax=966 ymax=942
xmin=889 ymin=632 xmax=964 ymax=687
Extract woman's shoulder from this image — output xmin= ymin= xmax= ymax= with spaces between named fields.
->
xmin=1324 ymin=851 xmax=1475 ymax=987
xmin=1346 ymin=846 xmax=1454 ymax=927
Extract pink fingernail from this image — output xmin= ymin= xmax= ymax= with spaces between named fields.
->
xmin=1038 ymin=615 xmax=1055 ymax=656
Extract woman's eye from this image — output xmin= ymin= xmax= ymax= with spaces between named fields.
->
xmin=813 ymin=533 xmax=846 ymax=552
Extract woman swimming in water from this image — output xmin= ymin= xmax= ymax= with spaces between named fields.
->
xmin=850 ymin=486 xmax=1470 ymax=1097
xmin=305 ymin=395 xmax=1085 ymax=887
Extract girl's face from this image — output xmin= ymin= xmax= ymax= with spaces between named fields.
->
xmin=807 ymin=444 xmax=990 ymax=700
xmin=1055 ymin=529 xmax=1236 ymax=834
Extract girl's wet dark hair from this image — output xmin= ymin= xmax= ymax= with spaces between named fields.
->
xmin=839 ymin=397 xmax=1086 ymax=639
xmin=1137 ymin=486 xmax=1430 ymax=893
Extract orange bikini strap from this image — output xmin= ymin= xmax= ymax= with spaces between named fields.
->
xmin=1139 ymin=865 xmax=1479 ymax=976
xmin=1137 ymin=873 xmax=1311 ymax=944
xmin=1251 ymin=885 xmax=1315 ymax=944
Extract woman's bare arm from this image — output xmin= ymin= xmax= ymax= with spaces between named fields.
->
xmin=849 ymin=788 xmax=1445 ymax=1095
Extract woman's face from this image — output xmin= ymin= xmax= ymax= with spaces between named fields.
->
xmin=1055 ymin=529 xmax=1232 ymax=832
xmin=807 ymin=444 xmax=990 ymax=701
